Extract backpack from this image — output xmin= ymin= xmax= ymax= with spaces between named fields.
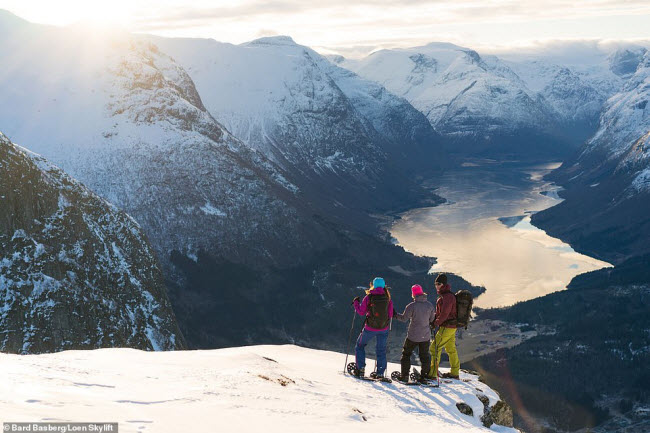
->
xmin=442 ymin=290 xmax=474 ymax=329
xmin=454 ymin=290 xmax=473 ymax=329
xmin=366 ymin=289 xmax=391 ymax=329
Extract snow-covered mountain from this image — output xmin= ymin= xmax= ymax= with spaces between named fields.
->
xmin=0 ymin=11 xmax=341 ymax=266
xmin=339 ymin=42 xmax=570 ymax=158
xmin=0 ymin=344 xmax=517 ymax=432
xmin=0 ymin=12 xmax=353 ymax=267
xmin=496 ymin=42 xmax=644 ymax=143
xmin=339 ymin=41 xmax=647 ymax=158
xmin=532 ymin=51 xmax=650 ymax=263
xmin=0 ymin=132 xmax=184 ymax=353
xmin=145 ymin=34 xmax=444 ymax=218
xmin=579 ymin=50 xmax=650 ymax=185
xmin=0 ymin=12 xmax=350 ymax=346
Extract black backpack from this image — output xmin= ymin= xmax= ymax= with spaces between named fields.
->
xmin=442 ymin=290 xmax=474 ymax=329
xmin=366 ymin=289 xmax=391 ymax=329
xmin=454 ymin=290 xmax=473 ymax=329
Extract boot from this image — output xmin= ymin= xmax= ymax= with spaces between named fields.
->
xmin=441 ymin=372 xmax=459 ymax=379
xmin=354 ymin=367 xmax=365 ymax=378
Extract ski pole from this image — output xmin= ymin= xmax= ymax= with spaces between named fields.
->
xmin=344 ymin=308 xmax=357 ymax=374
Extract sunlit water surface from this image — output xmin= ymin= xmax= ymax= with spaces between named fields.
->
xmin=390 ymin=161 xmax=612 ymax=309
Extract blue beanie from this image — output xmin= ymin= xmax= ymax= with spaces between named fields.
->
xmin=372 ymin=277 xmax=385 ymax=288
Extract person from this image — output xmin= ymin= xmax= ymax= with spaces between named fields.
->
xmin=429 ymin=273 xmax=460 ymax=380
xmin=352 ymin=277 xmax=394 ymax=378
xmin=393 ymin=284 xmax=435 ymax=382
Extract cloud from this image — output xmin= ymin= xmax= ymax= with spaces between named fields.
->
xmin=134 ymin=0 xmax=650 ymax=26
xmin=4 ymin=0 xmax=650 ymax=53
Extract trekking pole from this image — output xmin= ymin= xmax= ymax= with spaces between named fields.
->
xmin=343 ymin=309 xmax=357 ymax=374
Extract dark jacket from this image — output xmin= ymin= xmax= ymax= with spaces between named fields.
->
xmin=434 ymin=284 xmax=457 ymax=328
xmin=395 ymin=294 xmax=436 ymax=342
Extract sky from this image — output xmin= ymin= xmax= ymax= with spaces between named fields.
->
xmin=1 ymin=0 xmax=650 ymax=57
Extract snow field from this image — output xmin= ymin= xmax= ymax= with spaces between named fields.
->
xmin=0 ymin=345 xmax=517 ymax=433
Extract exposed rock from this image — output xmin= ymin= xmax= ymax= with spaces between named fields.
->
xmin=481 ymin=400 xmax=514 ymax=428
xmin=0 ymin=132 xmax=184 ymax=353
xmin=456 ymin=402 xmax=474 ymax=416
xmin=477 ymin=393 xmax=490 ymax=408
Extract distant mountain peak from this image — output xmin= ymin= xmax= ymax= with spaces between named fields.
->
xmin=246 ymin=35 xmax=297 ymax=47
xmin=422 ymin=41 xmax=467 ymax=51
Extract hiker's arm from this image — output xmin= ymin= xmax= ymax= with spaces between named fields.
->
xmin=354 ymin=296 xmax=369 ymax=316
xmin=434 ymin=298 xmax=452 ymax=327
xmin=394 ymin=303 xmax=412 ymax=322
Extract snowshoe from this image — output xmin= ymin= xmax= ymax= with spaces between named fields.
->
xmin=347 ymin=363 xmax=391 ymax=383
xmin=369 ymin=371 xmax=392 ymax=383
xmin=390 ymin=371 xmax=410 ymax=383
xmin=346 ymin=362 xmax=364 ymax=377
xmin=412 ymin=368 xmax=439 ymax=388
xmin=441 ymin=372 xmax=460 ymax=380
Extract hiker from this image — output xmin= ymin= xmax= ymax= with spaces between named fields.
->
xmin=429 ymin=273 xmax=461 ymax=380
xmin=352 ymin=277 xmax=394 ymax=378
xmin=393 ymin=284 xmax=435 ymax=383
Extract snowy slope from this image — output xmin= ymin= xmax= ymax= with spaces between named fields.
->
xmin=0 ymin=345 xmax=517 ymax=433
xmin=0 ymin=132 xmax=184 ymax=353
xmin=146 ymin=34 xmax=443 ymax=215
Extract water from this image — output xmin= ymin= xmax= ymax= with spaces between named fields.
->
xmin=390 ymin=161 xmax=612 ymax=309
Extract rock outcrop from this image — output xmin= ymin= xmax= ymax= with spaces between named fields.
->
xmin=0 ymin=132 xmax=185 ymax=353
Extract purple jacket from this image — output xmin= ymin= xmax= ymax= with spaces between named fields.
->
xmin=395 ymin=294 xmax=436 ymax=342
xmin=353 ymin=287 xmax=394 ymax=331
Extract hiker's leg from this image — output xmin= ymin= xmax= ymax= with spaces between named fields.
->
xmin=418 ymin=340 xmax=431 ymax=377
xmin=375 ymin=329 xmax=389 ymax=375
xmin=400 ymin=339 xmax=417 ymax=377
xmin=432 ymin=327 xmax=454 ymax=375
xmin=429 ymin=329 xmax=443 ymax=378
xmin=444 ymin=329 xmax=460 ymax=376
xmin=355 ymin=329 xmax=372 ymax=371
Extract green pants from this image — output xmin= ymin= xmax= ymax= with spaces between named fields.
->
xmin=429 ymin=326 xmax=460 ymax=378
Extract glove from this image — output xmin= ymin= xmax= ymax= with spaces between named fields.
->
xmin=352 ymin=296 xmax=360 ymax=305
